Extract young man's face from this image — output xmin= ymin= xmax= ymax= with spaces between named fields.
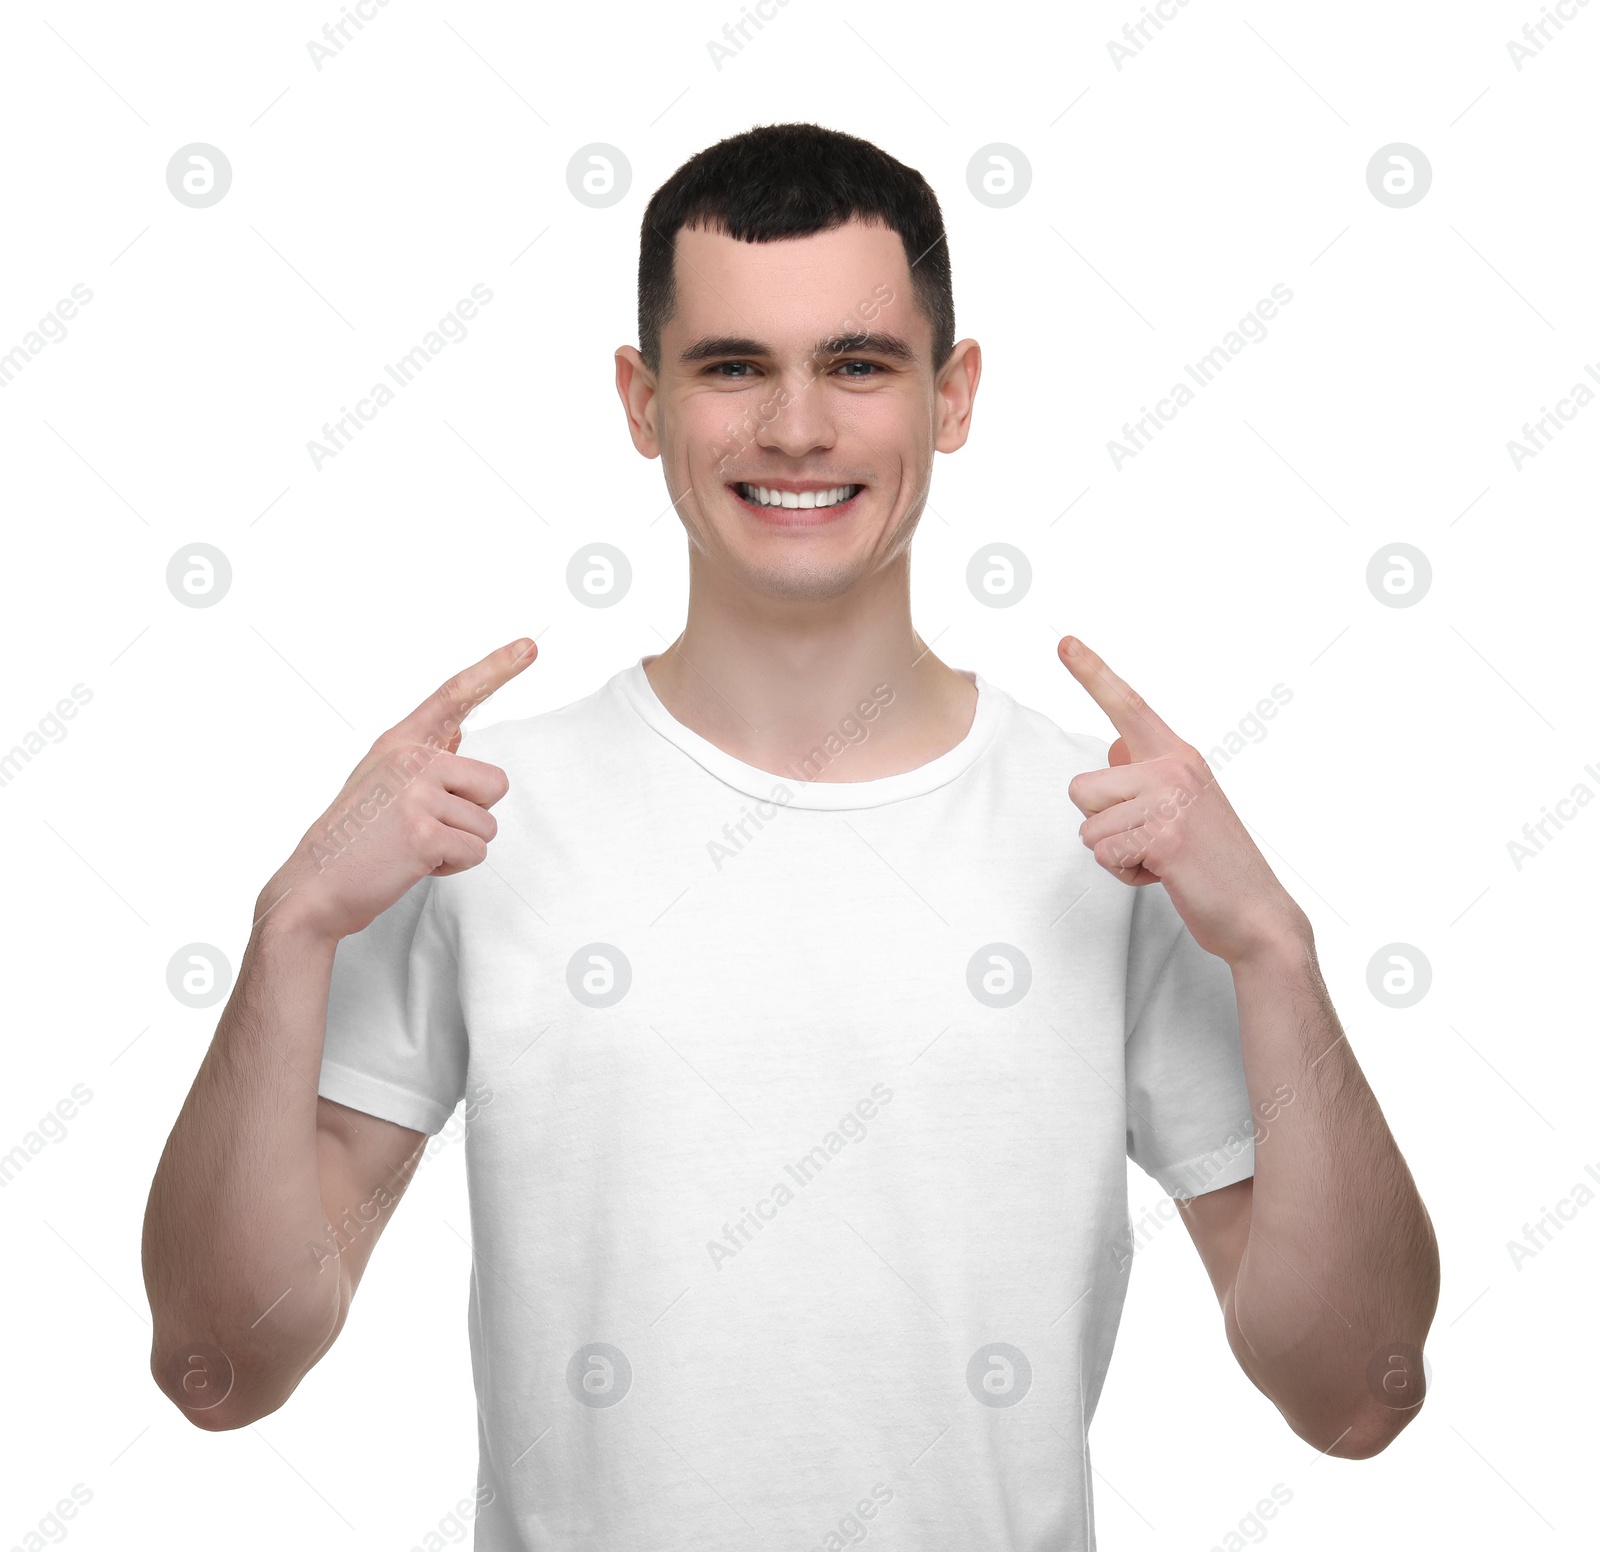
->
xmin=616 ymin=216 xmax=979 ymax=600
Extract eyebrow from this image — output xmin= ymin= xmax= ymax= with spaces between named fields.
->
xmin=678 ymin=331 xmax=916 ymax=366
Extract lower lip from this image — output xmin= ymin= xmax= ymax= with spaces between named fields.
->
xmin=729 ymin=485 xmax=864 ymax=526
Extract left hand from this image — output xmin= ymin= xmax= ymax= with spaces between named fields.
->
xmin=1058 ymin=635 xmax=1309 ymax=967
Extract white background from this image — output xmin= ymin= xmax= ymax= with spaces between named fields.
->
xmin=1 ymin=1 xmax=1594 ymax=1548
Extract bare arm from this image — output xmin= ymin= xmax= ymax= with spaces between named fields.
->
xmin=1055 ymin=636 xmax=1438 ymax=1459
xmin=139 ymin=637 xmax=535 ymax=1429
xmin=1179 ymin=929 xmax=1440 ymax=1459
xmin=141 ymin=907 xmax=427 ymax=1429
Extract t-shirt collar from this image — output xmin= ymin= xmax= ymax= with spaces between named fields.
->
xmin=618 ymin=655 xmax=1003 ymax=811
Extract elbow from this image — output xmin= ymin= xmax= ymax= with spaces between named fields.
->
xmin=148 ymin=1335 xmax=299 ymax=1433
xmin=1298 ymin=1396 xmax=1424 ymax=1460
xmin=145 ymin=1274 xmax=347 ymax=1433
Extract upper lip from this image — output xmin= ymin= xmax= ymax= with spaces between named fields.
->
xmin=729 ymin=479 xmax=862 ymax=492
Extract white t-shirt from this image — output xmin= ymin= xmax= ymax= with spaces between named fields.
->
xmin=317 ymin=657 xmax=1257 ymax=1552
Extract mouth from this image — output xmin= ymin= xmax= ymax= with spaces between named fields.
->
xmin=728 ymin=481 xmax=865 ymax=523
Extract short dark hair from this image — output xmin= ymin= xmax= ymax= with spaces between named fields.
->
xmin=636 ymin=122 xmax=954 ymax=377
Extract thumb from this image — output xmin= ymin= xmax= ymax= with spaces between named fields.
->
xmin=1108 ymin=736 xmax=1132 ymax=767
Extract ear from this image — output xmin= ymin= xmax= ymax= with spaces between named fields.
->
xmin=933 ymin=337 xmax=982 ymax=454
xmin=614 ymin=346 xmax=661 ymax=459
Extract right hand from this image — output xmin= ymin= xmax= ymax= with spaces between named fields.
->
xmin=257 ymin=637 xmax=537 ymax=943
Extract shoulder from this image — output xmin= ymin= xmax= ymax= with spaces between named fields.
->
xmin=983 ymin=675 xmax=1113 ymax=782
xmin=455 ymin=664 xmax=634 ymax=776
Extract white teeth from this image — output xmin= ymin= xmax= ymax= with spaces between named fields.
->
xmin=738 ymin=484 xmax=859 ymax=509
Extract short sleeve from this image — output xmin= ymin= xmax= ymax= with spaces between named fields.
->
xmin=316 ymin=874 xmax=468 ymax=1136
xmin=1124 ymin=886 xmax=1256 ymax=1199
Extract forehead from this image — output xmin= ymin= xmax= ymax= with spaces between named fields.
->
xmin=667 ymin=217 xmax=921 ymax=355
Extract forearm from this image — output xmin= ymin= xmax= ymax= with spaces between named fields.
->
xmin=1225 ymin=925 xmax=1440 ymax=1456
xmin=141 ymin=893 xmax=346 ymax=1427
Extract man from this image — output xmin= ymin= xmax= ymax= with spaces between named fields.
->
xmin=142 ymin=122 xmax=1438 ymax=1549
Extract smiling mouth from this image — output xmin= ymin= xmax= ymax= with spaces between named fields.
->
xmin=731 ymin=482 xmax=865 ymax=512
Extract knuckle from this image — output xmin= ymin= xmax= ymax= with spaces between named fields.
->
xmin=388 ymin=740 xmax=439 ymax=781
xmin=434 ymin=680 xmax=468 ymax=732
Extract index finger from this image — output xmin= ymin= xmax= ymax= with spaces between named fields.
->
xmin=395 ymin=637 xmax=537 ymax=748
xmin=1057 ymin=635 xmax=1183 ymax=762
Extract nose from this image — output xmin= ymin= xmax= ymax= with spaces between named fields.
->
xmin=750 ymin=365 xmax=838 ymax=460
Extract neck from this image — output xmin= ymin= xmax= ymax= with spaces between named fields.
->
xmin=642 ymin=557 xmax=976 ymax=783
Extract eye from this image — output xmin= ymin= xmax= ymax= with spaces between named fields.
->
xmin=832 ymin=360 xmax=885 ymax=377
xmin=706 ymin=361 xmax=758 ymax=378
